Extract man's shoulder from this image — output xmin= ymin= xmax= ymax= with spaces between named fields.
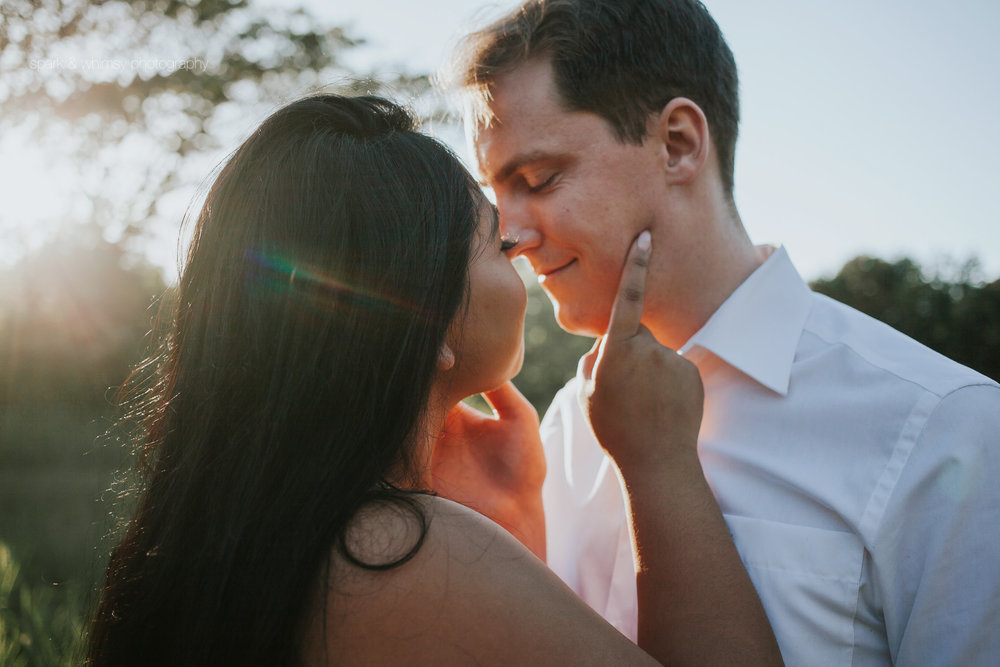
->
xmin=803 ymin=292 xmax=997 ymax=397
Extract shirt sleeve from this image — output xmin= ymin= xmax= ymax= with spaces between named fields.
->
xmin=874 ymin=382 xmax=1000 ymax=665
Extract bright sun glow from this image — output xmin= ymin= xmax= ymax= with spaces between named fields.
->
xmin=0 ymin=130 xmax=83 ymax=266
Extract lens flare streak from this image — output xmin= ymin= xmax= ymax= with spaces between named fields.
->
xmin=246 ymin=250 xmax=425 ymax=315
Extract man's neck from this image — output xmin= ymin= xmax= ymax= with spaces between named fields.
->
xmin=644 ymin=218 xmax=764 ymax=351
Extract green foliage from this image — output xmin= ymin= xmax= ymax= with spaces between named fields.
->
xmin=0 ymin=235 xmax=166 ymax=411
xmin=0 ymin=542 xmax=86 ymax=667
xmin=0 ymin=0 xmax=436 ymax=255
xmin=811 ymin=255 xmax=1000 ymax=382
xmin=0 ymin=238 xmax=157 ymax=666
xmin=515 ymin=278 xmax=594 ymax=414
xmin=0 ymin=0 xmax=432 ymax=135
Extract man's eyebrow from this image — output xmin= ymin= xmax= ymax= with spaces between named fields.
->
xmin=490 ymin=150 xmax=565 ymax=185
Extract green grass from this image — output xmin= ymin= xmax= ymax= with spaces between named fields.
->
xmin=0 ymin=465 xmax=120 ymax=666
xmin=0 ymin=404 xmax=132 ymax=666
xmin=0 ymin=541 xmax=89 ymax=666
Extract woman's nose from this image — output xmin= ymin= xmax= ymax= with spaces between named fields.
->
xmin=498 ymin=201 xmax=542 ymax=256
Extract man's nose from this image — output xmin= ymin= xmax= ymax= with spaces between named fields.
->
xmin=497 ymin=199 xmax=542 ymax=257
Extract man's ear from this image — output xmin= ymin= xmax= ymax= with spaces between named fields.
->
xmin=437 ymin=343 xmax=456 ymax=372
xmin=652 ymin=97 xmax=710 ymax=185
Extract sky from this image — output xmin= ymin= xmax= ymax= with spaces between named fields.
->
xmin=272 ymin=0 xmax=1000 ymax=283
xmin=2 ymin=0 xmax=997 ymax=283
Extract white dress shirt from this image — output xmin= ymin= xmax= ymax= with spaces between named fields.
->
xmin=541 ymin=245 xmax=1000 ymax=666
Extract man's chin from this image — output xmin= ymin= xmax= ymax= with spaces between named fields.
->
xmin=552 ymin=303 xmax=607 ymax=339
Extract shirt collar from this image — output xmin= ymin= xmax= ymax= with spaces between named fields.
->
xmin=678 ymin=245 xmax=812 ymax=396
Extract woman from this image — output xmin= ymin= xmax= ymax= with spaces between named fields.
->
xmin=87 ymin=95 xmax=780 ymax=665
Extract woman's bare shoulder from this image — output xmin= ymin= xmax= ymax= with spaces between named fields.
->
xmin=301 ymin=494 xmax=654 ymax=666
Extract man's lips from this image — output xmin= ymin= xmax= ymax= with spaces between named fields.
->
xmin=537 ymin=259 xmax=577 ymax=282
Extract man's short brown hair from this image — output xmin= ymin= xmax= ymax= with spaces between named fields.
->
xmin=452 ymin=0 xmax=740 ymax=197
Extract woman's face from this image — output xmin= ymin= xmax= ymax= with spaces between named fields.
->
xmin=444 ymin=199 xmax=527 ymax=399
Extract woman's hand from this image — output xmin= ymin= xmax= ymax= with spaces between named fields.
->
xmin=580 ymin=230 xmax=783 ymax=666
xmin=430 ymin=382 xmax=546 ymax=560
xmin=582 ymin=230 xmax=703 ymax=475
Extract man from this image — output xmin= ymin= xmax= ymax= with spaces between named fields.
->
xmin=450 ymin=0 xmax=1000 ymax=664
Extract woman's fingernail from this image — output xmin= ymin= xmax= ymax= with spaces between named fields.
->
xmin=637 ymin=230 xmax=651 ymax=251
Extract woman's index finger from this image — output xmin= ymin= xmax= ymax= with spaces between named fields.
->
xmin=606 ymin=231 xmax=652 ymax=343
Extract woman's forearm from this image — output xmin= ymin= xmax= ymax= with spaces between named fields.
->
xmin=619 ymin=455 xmax=783 ymax=666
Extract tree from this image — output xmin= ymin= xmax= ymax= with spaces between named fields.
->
xmin=811 ymin=255 xmax=1000 ymax=382
xmin=0 ymin=234 xmax=164 ymax=406
xmin=0 ymin=231 xmax=167 ymax=472
xmin=0 ymin=0 xmax=434 ymax=258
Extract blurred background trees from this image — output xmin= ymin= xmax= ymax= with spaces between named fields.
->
xmin=0 ymin=0 xmax=435 ymax=263
xmin=811 ymin=256 xmax=1000 ymax=382
xmin=1 ymin=1 xmax=998 ymax=663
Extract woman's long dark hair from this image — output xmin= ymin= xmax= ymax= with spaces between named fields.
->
xmin=86 ymin=95 xmax=481 ymax=665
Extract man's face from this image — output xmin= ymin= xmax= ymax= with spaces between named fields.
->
xmin=474 ymin=58 xmax=668 ymax=337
